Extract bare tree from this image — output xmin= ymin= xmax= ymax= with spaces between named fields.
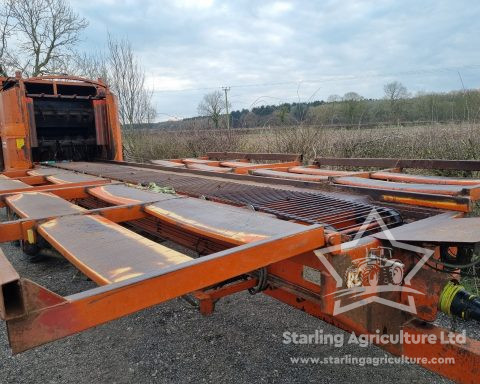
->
xmin=106 ymin=35 xmax=156 ymax=126
xmin=76 ymin=35 xmax=157 ymax=160
xmin=0 ymin=0 xmax=15 ymax=76
xmin=75 ymin=35 xmax=156 ymax=128
xmin=75 ymin=51 xmax=109 ymax=82
xmin=384 ymin=81 xmax=409 ymax=123
xmin=327 ymin=94 xmax=341 ymax=124
xmin=198 ymin=90 xmax=228 ymax=129
xmin=11 ymin=0 xmax=88 ymax=76
xmin=342 ymin=92 xmax=365 ymax=124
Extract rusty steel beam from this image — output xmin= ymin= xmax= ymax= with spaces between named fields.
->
xmin=0 ymin=203 xmax=152 ymax=243
xmin=11 ymin=175 xmax=46 ymax=185
xmin=402 ymin=320 xmax=480 ymax=384
xmin=206 ymin=152 xmax=302 ymax=162
xmin=0 ymin=179 xmax=110 ymax=196
xmin=5 ymin=225 xmax=324 ymax=353
xmin=0 ymin=249 xmax=22 ymax=321
xmin=0 ymin=182 xmax=119 ymax=208
xmin=333 ymin=183 xmax=472 ymax=212
xmin=315 ymin=157 xmax=480 ymax=171
xmin=0 ymin=170 xmax=30 ymax=178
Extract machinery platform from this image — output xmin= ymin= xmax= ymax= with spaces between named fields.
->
xmin=38 ymin=214 xmax=192 ymax=284
xmin=6 ymin=192 xmax=86 ymax=219
xmin=88 ymin=183 xmax=179 ymax=205
xmin=0 ymin=178 xmax=32 ymax=191
xmin=145 ymin=196 xmax=302 ymax=245
xmin=27 ymin=167 xmax=67 ymax=176
xmin=47 ymin=172 xmax=106 ymax=184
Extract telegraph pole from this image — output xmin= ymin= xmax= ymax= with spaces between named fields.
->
xmin=222 ymin=86 xmax=231 ymax=130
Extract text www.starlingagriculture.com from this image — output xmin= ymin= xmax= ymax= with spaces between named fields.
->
xmin=290 ymin=354 xmax=455 ymax=366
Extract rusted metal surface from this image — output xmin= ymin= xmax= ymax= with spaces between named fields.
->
xmin=50 ymin=162 xmax=402 ymax=233
xmin=219 ymin=160 xmax=261 ymax=168
xmin=2 ymin=156 xmax=480 ymax=384
xmin=150 ymin=159 xmax=185 ymax=168
xmin=77 ymin=159 xmax=480 ymax=212
xmin=217 ymin=160 xmax=301 ymax=174
xmin=250 ymin=168 xmax=330 ymax=181
xmin=46 ymin=172 xmax=106 ymax=184
xmin=371 ymin=171 xmax=480 ymax=186
xmin=0 ymin=179 xmax=32 ymax=191
xmin=26 ymin=167 xmax=66 ymax=176
xmin=334 ymin=176 xmax=476 ymax=196
xmin=336 ymin=184 xmax=472 ymax=212
xmin=0 ymin=181 xmax=113 ymax=208
xmin=207 ymin=151 xmax=302 ymax=162
xmin=145 ymin=196 xmax=304 ymax=245
xmin=98 ymin=159 xmax=338 ymax=189
xmin=6 ymin=192 xmax=86 ymax=219
xmin=375 ymin=212 xmax=480 ymax=243
xmin=185 ymin=163 xmax=233 ymax=173
xmin=403 ymin=320 xmax=480 ymax=384
xmin=38 ymin=214 xmax=193 ymax=285
xmin=288 ymin=166 xmax=354 ymax=176
xmin=316 ymin=157 xmax=480 ymax=171
xmin=88 ymin=184 xmax=178 ymax=205
xmin=181 ymin=158 xmax=221 ymax=166
xmin=0 ymin=249 xmax=22 ymax=321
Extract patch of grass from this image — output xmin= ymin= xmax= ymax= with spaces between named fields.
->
xmin=124 ymin=123 xmax=480 ymax=172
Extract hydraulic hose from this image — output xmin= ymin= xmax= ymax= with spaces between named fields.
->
xmin=439 ymin=281 xmax=480 ymax=322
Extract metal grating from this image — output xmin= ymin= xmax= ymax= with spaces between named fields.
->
xmin=52 ymin=162 xmax=403 ymax=234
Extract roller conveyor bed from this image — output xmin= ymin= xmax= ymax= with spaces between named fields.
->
xmin=3 ymin=182 xmax=309 ymax=287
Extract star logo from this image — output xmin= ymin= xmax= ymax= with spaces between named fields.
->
xmin=314 ymin=208 xmax=434 ymax=316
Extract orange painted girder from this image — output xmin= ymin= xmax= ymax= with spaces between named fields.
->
xmin=222 ymin=160 xmax=301 ymax=174
xmin=6 ymin=224 xmax=325 ymax=353
xmin=334 ymin=176 xmax=478 ymax=197
xmin=372 ymin=171 xmax=480 ymax=186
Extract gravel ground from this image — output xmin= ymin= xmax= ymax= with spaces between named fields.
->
xmin=0 ymin=207 xmax=466 ymax=384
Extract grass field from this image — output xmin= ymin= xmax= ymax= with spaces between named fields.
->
xmin=124 ymin=123 xmax=480 ymax=175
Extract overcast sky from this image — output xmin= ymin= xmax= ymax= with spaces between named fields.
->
xmin=71 ymin=0 xmax=480 ymax=121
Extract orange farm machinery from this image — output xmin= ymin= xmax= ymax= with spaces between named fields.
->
xmin=1 ymin=76 xmax=480 ymax=383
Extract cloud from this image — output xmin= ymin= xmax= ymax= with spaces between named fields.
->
xmin=174 ymin=0 xmax=214 ymax=9
xmin=71 ymin=0 xmax=480 ymax=120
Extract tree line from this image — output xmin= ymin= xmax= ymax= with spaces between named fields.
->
xmin=187 ymin=81 xmax=480 ymax=131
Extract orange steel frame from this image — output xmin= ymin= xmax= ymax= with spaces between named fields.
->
xmin=0 ymin=177 xmax=479 ymax=383
xmin=0 ymin=74 xmax=123 ymax=171
xmin=2 ymin=127 xmax=480 ymax=384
